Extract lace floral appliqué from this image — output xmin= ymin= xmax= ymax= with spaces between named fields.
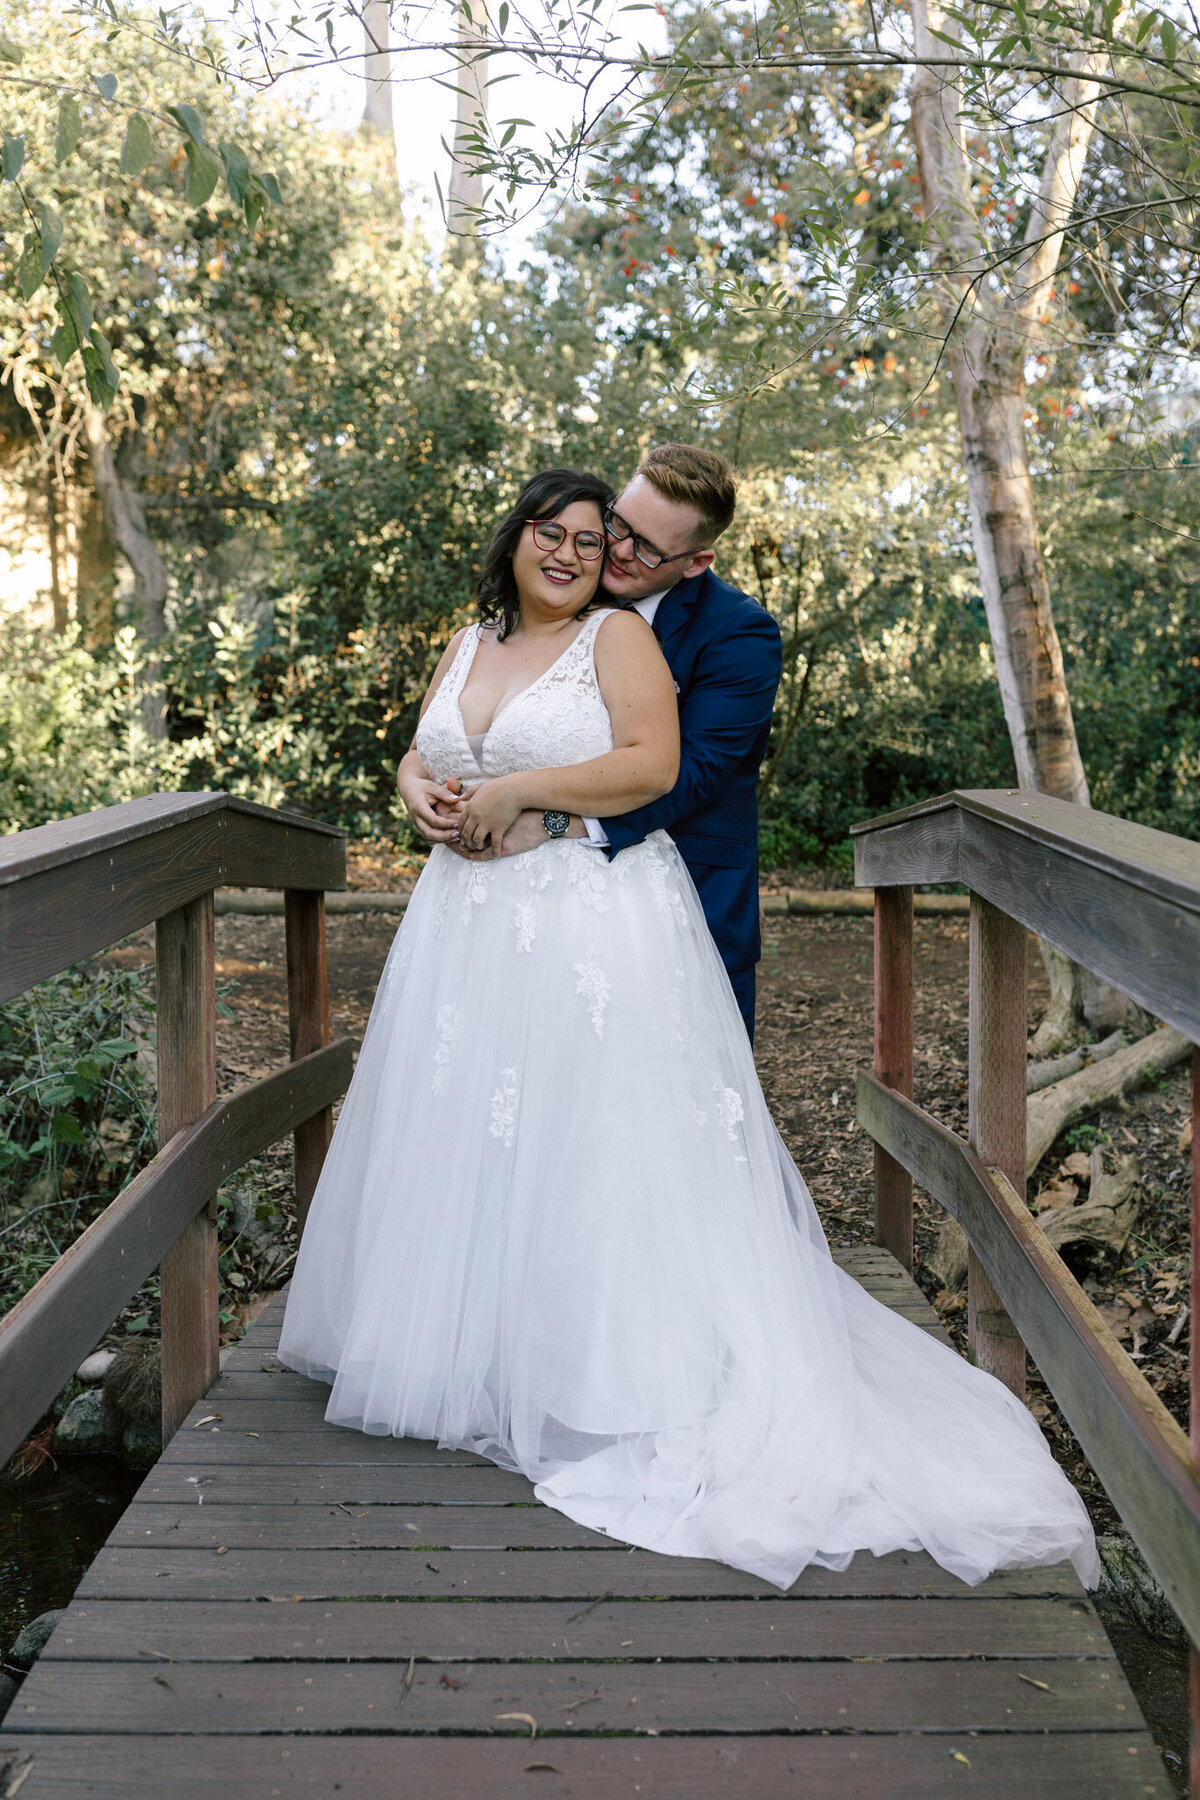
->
xmin=574 ymin=948 xmax=611 ymax=1038
xmin=511 ymin=900 xmax=538 ymax=953
xmin=715 ymin=1084 xmax=745 ymax=1141
xmin=432 ymin=1003 xmax=462 ymax=1095
xmin=566 ymin=852 xmax=609 ymax=913
xmin=489 ymin=1067 xmax=520 ymax=1148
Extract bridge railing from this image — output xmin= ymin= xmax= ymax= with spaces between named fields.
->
xmin=0 ymin=792 xmax=354 ymax=1459
xmin=853 ymin=788 xmax=1200 ymax=1781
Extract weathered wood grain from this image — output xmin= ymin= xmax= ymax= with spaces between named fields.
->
xmin=135 ymin=1464 xmax=537 ymax=1506
xmin=110 ymin=1502 xmax=617 ymax=1551
xmin=0 ymin=1732 xmax=1171 ymax=1799
xmin=284 ymin=889 xmax=333 ymax=1232
xmin=0 ymin=1042 xmax=353 ymax=1468
xmin=40 ymin=1593 xmax=1113 ymax=1663
xmin=75 ymin=1544 xmax=1082 ymax=1603
xmin=851 ymin=789 xmax=1200 ymax=1041
xmin=154 ymin=1430 xmax=489 ymax=1467
xmin=157 ymin=895 xmax=220 ymax=1443
xmin=0 ymin=793 xmax=345 ymax=1003
xmin=873 ymin=885 xmax=914 ymax=1269
xmin=851 ymin=794 xmax=961 ymax=889
xmin=967 ymin=895 xmax=1027 ymax=1397
xmin=14 ymin=1656 xmax=1139 ymax=1736
xmin=857 ymin=1071 xmax=1200 ymax=1645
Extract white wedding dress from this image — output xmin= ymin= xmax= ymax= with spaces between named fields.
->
xmin=278 ymin=610 xmax=1098 ymax=1592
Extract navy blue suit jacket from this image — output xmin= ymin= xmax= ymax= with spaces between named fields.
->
xmin=603 ymin=569 xmax=782 ymax=976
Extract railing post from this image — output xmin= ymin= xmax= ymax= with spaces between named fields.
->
xmin=967 ymin=893 xmax=1027 ymax=1399
xmin=1190 ymin=1047 xmax=1199 ymax=1800
xmin=285 ymin=889 xmax=332 ymax=1235
xmin=156 ymin=891 xmax=218 ymax=1442
xmin=873 ymin=885 xmax=914 ymax=1270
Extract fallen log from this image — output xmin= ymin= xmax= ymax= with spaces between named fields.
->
xmin=1036 ymin=1150 xmax=1141 ymax=1262
xmin=1025 ymin=1026 xmax=1192 ymax=1176
xmin=1026 ymin=1029 xmax=1127 ymax=1095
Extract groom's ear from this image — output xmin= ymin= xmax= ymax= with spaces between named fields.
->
xmin=682 ymin=547 xmax=716 ymax=580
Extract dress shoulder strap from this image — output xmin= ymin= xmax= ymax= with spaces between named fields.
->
xmin=438 ymin=622 xmax=486 ymax=699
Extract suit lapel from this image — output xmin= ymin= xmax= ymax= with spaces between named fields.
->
xmin=652 ymin=572 xmax=703 ymax=664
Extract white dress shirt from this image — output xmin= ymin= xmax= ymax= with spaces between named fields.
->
xmin=584 ymin=590 xmax=671 ymax=848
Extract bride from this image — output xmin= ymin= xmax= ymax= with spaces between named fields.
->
xmin=277 ymin=466 xmax=1098 ymax=1593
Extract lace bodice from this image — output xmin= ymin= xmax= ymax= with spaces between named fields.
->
xmin=415 ymin=612 xmax=614 ymax=785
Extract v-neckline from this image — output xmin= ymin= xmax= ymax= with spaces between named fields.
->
xmin=455 ymin=615 xmax=597 ymax=756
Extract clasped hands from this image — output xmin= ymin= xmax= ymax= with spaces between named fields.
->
xmin=402 ymin=771 xmax=549 ymax=860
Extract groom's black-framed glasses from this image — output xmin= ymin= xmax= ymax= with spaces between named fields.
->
xmin=526 ymin=520 xmax=608 ymax=562
xmin=604 ymin=506 xmax=697 ymax=573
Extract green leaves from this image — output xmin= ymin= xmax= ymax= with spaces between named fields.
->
xmin=184 ymin=137 xmax=221 ymax=206
xmin=166 ymin=101 xmax=206 ymax=144
xmin=82 ymin=329 xmax=119 ymax=409
xmin=120 ymin=114 xmax=152 ymax=177
xmin=0 ymin=34 xmax=23 ymax=64
xmin=2 ymin=133 xmax=25 ymax=182
xmin=1160 ymin=16 xmax=1177 ymax=64
xmin=17 ymin=204 xmax=63 ymax=299
xmin=50 ymin=271 xmax=119 ymax=408
xmin=93 ymin=71 xmax=118 ymax=101
xmin=55 ymin=95 xmax=82 ymax=166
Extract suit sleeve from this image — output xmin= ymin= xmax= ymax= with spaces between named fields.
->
xmin=602 ymin=607 xmax=783 ymax=855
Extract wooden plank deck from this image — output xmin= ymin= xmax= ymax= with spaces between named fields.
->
xmin=0 ymin=1249 xmax=1171 ymax=1798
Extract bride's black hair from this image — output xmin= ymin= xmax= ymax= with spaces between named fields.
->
xmin=476 ymin=467 xmax=614 ymax=641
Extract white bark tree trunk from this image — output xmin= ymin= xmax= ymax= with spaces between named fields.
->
xmin=907 ymin=0 xmax=1129 ymax=1045
xmin=447 ymin=0 xmax=489 ymax=239
xmin=361 ymin=0 xmax=396 ymax=174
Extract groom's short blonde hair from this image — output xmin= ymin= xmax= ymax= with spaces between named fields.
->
xmin=637 ymin=444 xmax=738 ymax=546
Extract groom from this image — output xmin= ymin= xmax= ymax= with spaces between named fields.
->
xmin=433 ymin=444 xmax=782 ymax=1041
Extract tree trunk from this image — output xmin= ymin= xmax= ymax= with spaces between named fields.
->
xmin=74 ymin=481 xmax=117 ymax=647
xmin=446 ymin=0 xmax=489 ymax=240
xmin=948 ymin=340 xmax=1088 ymax=803
xmin=908 ymin=0 xmax=1129 ymax=1047
xmin=46 ymin=471 xmax=67 ymax=634
xmin=83 ymin=407 xmax=168 ymax=740
xmin=360 ymin=0 xmax=396 ymax=177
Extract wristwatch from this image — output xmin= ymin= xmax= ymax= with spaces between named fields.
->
xmin=543 ymin=809 xmax=571 ymax=839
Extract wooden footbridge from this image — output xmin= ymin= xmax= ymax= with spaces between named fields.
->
xmin=1 ymin=789 xmax=1198 ymax=1798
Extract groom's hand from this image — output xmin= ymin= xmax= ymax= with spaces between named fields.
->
xmin=498 ymin=811 xmax=587 ymax=857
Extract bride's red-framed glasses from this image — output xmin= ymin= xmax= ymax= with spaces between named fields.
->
xmin=526 ymin=519 xmax=608 ymax=562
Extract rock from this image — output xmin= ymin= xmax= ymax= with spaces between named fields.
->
xmin=926 ymin=1214 xmax=969 ymax=1291
xmin=52 ymin=1389 xmax=121 ymax=1459
xmin=75 ymin=1349 xmax=117 ymax=1384
xmin=0 ymin=1672 xmax=20 ymax=1724
xmin=1037 ymin=1151 xmax=1140 ymax=1263
xmin=8 ymin=1608 xmax=65 ymax=1671
xmin=103 ymin=1339 xmax=161 ymax=1429
xmin=121 ymin=1418 xmax=162 ymax=1470
xmin=1095 ymin=1534 xmax=1187 ymax=1648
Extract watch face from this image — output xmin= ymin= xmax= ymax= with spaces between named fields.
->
xmin=544 ymin=810 xmax=570 ymax=838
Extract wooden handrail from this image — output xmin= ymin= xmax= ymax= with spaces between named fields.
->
xmin=0 ymin=1041 xmax=353 ymax=1467
xmin=859 ymin=1072 xmax=1200 ymax=1644
xmin=0 ymin=793 xmax=351 ymax=1455
xmin=851 ymin=789 xmax=1200 ymax=1042
xmin=0 ymin=791 xmax=345 ymax=1004
xmin=853 ymin=788 xmax=1200 ymax=1794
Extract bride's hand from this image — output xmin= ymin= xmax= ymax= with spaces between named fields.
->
xmin=455 ymin=775 xmax=528 ymax=853
xmin=398 ymin=770 xmax=466 ymax=843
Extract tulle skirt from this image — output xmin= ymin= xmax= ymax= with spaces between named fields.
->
xmin=278 ymin=833 xmax=1098 ymax=1592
